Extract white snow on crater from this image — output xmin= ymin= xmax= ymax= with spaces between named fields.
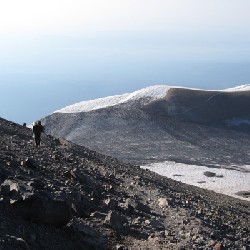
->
xmin=54 ymin=84 xmax=250 ymax=114
xmin=223 ymin=84 xmax=250 ymax=92
xmin=54 ymin=85 xmax=173 ymax=113
xmin=141 ymin=161 xmax=250 ymax=201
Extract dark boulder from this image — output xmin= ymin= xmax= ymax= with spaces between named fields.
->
xmin=203 ymin=171 xmax=216 ymax=177
xmin=21 ymin=158 xmax=38 ymax=169
xmin=13 ymin=195 xmax=72 ymax=227
xmin=135 ymin=202 xmax=151 ymax=214
xmin=72 ymin=203 xmax=91 ymax=218
xmin=105 ymin=211 xmax=128 ymax=231
xmin=67 ymin=222 xmax=107 ymax=250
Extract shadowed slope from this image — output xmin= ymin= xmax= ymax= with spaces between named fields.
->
xmin=42 ymin=86 xmax=250 ymax=166
xmin=158 ymin=88 xmax=250 ymax=124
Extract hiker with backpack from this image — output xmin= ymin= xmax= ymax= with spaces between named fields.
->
xmin=32 ymin=121 xmax=44 ymax=146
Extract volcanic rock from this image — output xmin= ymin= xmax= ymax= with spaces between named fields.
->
xmin=13 ymin=195 xmax=72 ymax=227
xmin=105 ymin=211 xmax=128 ymax=231
xmin=0 ymin=117 xmax=249 ymax=249
xmin=203 ymin=171 xmax=216 ymax=177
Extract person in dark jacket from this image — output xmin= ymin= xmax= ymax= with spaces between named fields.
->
xmin=32 ymin=121 xmax=44 ymax=146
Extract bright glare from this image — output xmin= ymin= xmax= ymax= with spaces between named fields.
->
xmin=0 ymin=0 xmax=249 ymax=34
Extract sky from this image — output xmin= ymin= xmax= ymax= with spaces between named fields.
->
xmin=0 ymin=0 xmax=250 ymax=124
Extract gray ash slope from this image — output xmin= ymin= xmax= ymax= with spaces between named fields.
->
xmin=42 ymin=86 xmax=250 ymax=166
xmin=0 ymin=117 xmax=249 ymax=249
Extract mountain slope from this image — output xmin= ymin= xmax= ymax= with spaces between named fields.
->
xmin=0 ymin=117 xmax=249 ymax=249
xmin=42 ymin=85 xmax=250 ymax=166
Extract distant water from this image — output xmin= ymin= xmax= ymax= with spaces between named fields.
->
xmin=1 ymin=61 xmax=250 ymax=124
xmin=0 ymin=81 xmax=131 ymax=124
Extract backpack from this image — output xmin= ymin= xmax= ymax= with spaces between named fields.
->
xmin=33 ymin=123 xmax=44 ymax=134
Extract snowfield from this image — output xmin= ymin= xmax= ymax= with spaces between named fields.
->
xmin=54 ymin=84 xmax=250 ymax=114
xmin=54 ymin=85 xmax=172 ymax=113
xmin=141 ymin=161 xmax=250 ymax=201
xmin=224 ymin=84 xmax=250 ymax=92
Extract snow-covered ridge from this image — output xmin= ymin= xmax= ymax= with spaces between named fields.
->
xmin=223 ymin=84 xmax=250 ymax=92
xmin=54 ymin=84 xmax=250 ymax=114
xmin=54 ymin=85 xmax=172 ymax=113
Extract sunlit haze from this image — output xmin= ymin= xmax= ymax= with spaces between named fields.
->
xmin=0 ymin=0 xmax=250 ymax=123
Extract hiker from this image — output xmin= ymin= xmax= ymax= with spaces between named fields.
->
xmin=32 ymin=121 xmax=44 ymax=146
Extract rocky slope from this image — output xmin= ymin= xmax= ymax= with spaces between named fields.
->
xmin=42 ymin=85 xmax=250 ymax=166
xmin=0 ymin=117 xmax=249 ymax=249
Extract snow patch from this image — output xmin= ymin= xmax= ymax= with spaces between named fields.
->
xmin=141 ymin=161 xmax=250 ymax=201
xmin=54 ymin=84 xmax=250 ymax=114
xmin=54 ymin=93 xmax=129 ymax=113
xmin=54 ymin=85 xmax=171 ymax=113
xmin=223 ymin=84 xmax=250 ymax=92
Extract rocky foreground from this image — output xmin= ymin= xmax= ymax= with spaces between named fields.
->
xmin=0 ymin=117 xmax=249 ymax=250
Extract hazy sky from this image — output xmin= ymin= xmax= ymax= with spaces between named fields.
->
xmin=0 ymin=0 xmax=250 ymax=123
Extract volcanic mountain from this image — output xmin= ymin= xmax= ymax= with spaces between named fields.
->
xmin=0 ymin=117 xmax=249 ymax=249
xmin=42 ymin=85 xmax=250 ymax=166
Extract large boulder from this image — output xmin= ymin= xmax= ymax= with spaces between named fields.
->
xmin=1 ymin=179 xmax=34 ymax=204
xmin=1 ymin=180 xmax=19 ymax=195
xmin=70 ymin=168 xmax=96 ymax=189
xmin=135 ymin=202 xmax=151 ymax=214
xmin=72 ymin=202 xmax=91 ymax=218
xmin=13 ymin=195 xmax=72 ymax=227
xmin=67 ymin=222 xmax=107 ymax=250
xmin=158 ymin=198 xmax=168 ymax=208
xmin=0 ymin=182 xmax=11 ymax=195
xmin=21 ymin=158 xmax=38 ymax=169
xmin=105 ymin=211 xmax=128 ymax=231
xmin=203 ymin=171 xmax=216 ymax=177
